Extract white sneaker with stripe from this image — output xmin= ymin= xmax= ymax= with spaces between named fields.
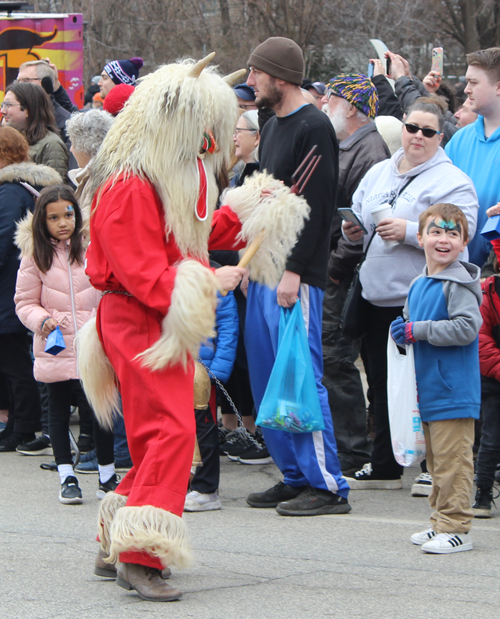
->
xmin=421 ymin=531 xmax=472 ymax=554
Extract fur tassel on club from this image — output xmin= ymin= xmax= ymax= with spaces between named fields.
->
xmin=98 ymin=491 xmax=128 ymax=554
xmin=136 ymin=259 xmax=218 ymax=370
xmin=107 ymin=505 xmax=193 ymax=569
xmin=75 ymin=317 xmax=120 ymax=431
xmin=221 ymin=171 xmax=310 ymax=287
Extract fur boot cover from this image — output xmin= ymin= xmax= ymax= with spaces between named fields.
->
xmin=136 ymin=259 xmax=219 ymax=371
xmin=107 ymin=504 xmax=192 ymax=569
xmin=221 ymin=171 xmax=310 ymax=287
xmin=98 ymin=491 xmax=128 ymax=554
xmin=75 ymin=317 xmax=119 ymax=431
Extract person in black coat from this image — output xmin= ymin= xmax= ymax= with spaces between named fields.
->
xmin=0 ymin=126 xmax=62 ymax=452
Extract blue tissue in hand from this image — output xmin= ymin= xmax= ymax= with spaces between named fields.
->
xmin=480 ymin=215 xmax=500 ymax=241
xmin=44 ymin=326 xmax=66 ymax=355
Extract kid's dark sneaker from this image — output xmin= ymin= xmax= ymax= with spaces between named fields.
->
xmin=221 ymin=428 xmax=252 ymax=457
xmin=59 ymin=476 xmax=82 ymax=505
xmin=16 ymin=434 xmax=52 ymax=456
xmin=472 ymin=486 xmax=493 ymax=518
xmin=276 ymin=487 xmax=352 ymax=516
xmin=96 ymin=474 xmax=120 ymax=500
xmin=237 ymin=443 xmax=273 ymax=465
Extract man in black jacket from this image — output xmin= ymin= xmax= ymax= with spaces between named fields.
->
xmin=321 ymin=74 xmax=390 ymax=475
xmin=244 ymin=37 xmax=351 ymax=517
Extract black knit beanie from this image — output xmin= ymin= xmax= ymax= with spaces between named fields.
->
xmin=248 ymin=37 xmax=304 ymax=85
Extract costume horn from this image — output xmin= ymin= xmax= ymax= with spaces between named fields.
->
xmin=188 ymin=52 xmax=216 ymax=78
xmin=223 ymin=68 xmax=247 ymax=85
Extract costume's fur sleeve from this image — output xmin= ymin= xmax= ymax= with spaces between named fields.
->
xmin=221 ymin=171 xmax=310 ymax=287
xmin=136 ymin=259 xmax=219 ymax=370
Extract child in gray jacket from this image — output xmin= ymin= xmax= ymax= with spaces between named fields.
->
xmin=391 ymin=203 xmax=482 ymax=554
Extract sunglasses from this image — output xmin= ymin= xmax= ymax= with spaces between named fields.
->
xmin=404 ymin=123 xmax=441 ymax=138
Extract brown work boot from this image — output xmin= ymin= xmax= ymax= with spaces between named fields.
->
xmin=94 ymin=548 xmax=172 ymax=580
xmin=116 ymin=562 xmax=182 ymax=602
xmin=94 ymin=547 xmax=117 ymax=578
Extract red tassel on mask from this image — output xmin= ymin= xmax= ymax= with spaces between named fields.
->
xmin=195 ymin=157 xmax=208 ymax=221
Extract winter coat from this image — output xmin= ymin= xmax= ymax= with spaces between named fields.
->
xmin=0 ymin=162 xmax=62 ymax=334
xmin=479 ymin=276 xmax=500 ymax=381
xmin=28 ymin=129 xmax=69 ymax=182
xmin=68 ymin=161 xmax=93 ymax=236
xmin=328 ymin=123 xmax=390 ymax=281
xmin=348 ymin=147 xmax=478 ymax=307
xmin=199 ymin=291 xmax=239 ymax=383
xmin=404 ymin=260 xmax=482 ymax=421
xmin=14 ymin=216 xmax=100 ymax=382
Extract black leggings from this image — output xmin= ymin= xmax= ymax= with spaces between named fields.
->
xmin=363 ymin=302 xmax=405 ymax=479
xmin=47 ymin=379 xmax=114 ymax=467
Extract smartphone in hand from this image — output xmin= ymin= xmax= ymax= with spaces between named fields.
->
xmin=367 ymin=62 xmax=374 ymax=78
xmin=431 ymin=47 xmax=444 ymax=75
xmin=338 ymin=208 xmax=368 ymax=234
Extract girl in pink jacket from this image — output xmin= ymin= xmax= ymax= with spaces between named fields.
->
xmin=15 ymin=186 xmax=116 ymax=504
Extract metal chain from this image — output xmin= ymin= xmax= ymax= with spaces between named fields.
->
xmin=196 ymin=358 xmax=262 ymax=449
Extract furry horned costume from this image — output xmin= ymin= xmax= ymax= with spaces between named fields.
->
xmin=77 ymin=53 xmax=309 ymax=596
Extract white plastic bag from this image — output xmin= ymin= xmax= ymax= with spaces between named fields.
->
xmin=387 ymin=336 xmax=426 ymax=467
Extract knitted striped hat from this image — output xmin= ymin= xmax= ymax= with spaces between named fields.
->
xmin=327 ymin=74 xmax=378 ymax=119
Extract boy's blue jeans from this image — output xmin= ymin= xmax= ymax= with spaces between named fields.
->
xmin=476 ymin=376 xmax=500 ymax=488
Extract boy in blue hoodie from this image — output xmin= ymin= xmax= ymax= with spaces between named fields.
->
xmin=390 ymin=203 xmax=482 ymax=554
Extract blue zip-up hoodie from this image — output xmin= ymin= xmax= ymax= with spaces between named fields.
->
xmin=404 ymin=260 xmax=482 ymax=422
xmin=199 ymin=290 xmax=239 ymax=383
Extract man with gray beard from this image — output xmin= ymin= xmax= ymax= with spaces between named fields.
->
xmin=321 ymin=74 xmax=390 ymax=475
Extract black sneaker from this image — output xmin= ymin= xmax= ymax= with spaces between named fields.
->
xmin=222 ymin=428 xmax=252 ymax=457
xmin=0 ymin=432 xmax=35 ymax=453
xmin=16 ymin=434 xmax=52 ymax=456
xmin=276 ymin=487 xmax=352 ymax=516
xmin=97 ymin=474 xmax=120 ymax=500
xmin=472 ymin=486 xmax=494 ymax=518
xmin=237 ymin=442 xmax=273 ymax=465
xmin=76 ymin=433 xmax=94 ymax=453
xmin=344 ymin=463 xmax=402 ymax=490
xmin=59 ymin=476 xmax=82 ymax=504
xmin=247 ymin=481 xmax=308 ymax=508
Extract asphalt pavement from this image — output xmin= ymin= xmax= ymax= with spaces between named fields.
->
xmin=1 ymin=438 xmax=499 ymax=619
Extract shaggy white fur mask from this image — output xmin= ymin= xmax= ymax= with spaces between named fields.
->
xmin=92 ymin=56 xmax=239 ymax=259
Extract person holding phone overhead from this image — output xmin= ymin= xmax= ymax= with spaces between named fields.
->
xmin=342 ymin=98 xmax=478 ymax=490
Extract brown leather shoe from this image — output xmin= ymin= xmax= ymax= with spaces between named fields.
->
xmin=94 ymin=548 xmax=172 ymax=580
xmin=116 ymin=562 xmax=182 ymax=602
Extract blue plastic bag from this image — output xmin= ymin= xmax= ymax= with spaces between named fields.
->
xmin=256 ymin=302 xmax=325 ymax=433
xmin=44 ymin=326 xmax=66 ymax=356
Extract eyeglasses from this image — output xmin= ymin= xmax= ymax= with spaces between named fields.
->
xmin=234 ymin=127 xmax=257 ymax=135
xmin=404 ymin=123 xmax=441 ymax=138
xmin=238 ymin=103 xmax=256 ymax=110
xmin=15 ymin=77 xmax=41 ymax=83
xmin=0 ymin=101 xmax=21 ymax=109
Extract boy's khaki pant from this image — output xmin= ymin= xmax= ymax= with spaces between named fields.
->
xmin=423 ymin=418 xmax=474 ymax=534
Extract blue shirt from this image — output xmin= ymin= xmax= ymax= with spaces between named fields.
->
xmin=445 ymin=117 xmax=500 ymax=267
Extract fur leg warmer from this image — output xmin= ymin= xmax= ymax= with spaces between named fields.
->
xmin=107 ymin=504 xmax=193 ymax=569
xmin=75 ymin=316 xmax=120 ymax=431
xmin=136 ymin=259 xmax=218 ymax=370
xmin=221 ymin=171 xmax=310 ymax=287
xmin=98 ymin=491 xmax=128 ymax=554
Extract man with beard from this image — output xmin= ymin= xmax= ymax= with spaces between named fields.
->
xmin=244 ymin=37 xmax=351 ymax=516
xmin=320 ymin=74 xmax=390 ymax=476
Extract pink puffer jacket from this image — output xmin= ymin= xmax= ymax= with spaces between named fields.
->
xmin=14 ymin=214 xmax=101 ymax=383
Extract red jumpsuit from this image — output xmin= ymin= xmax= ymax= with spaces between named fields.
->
xmin=86 ymin=174 xmax=242 ymax=568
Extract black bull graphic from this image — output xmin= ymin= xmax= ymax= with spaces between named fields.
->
xmin=0 ymin=27 xmax=58 ymax=86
